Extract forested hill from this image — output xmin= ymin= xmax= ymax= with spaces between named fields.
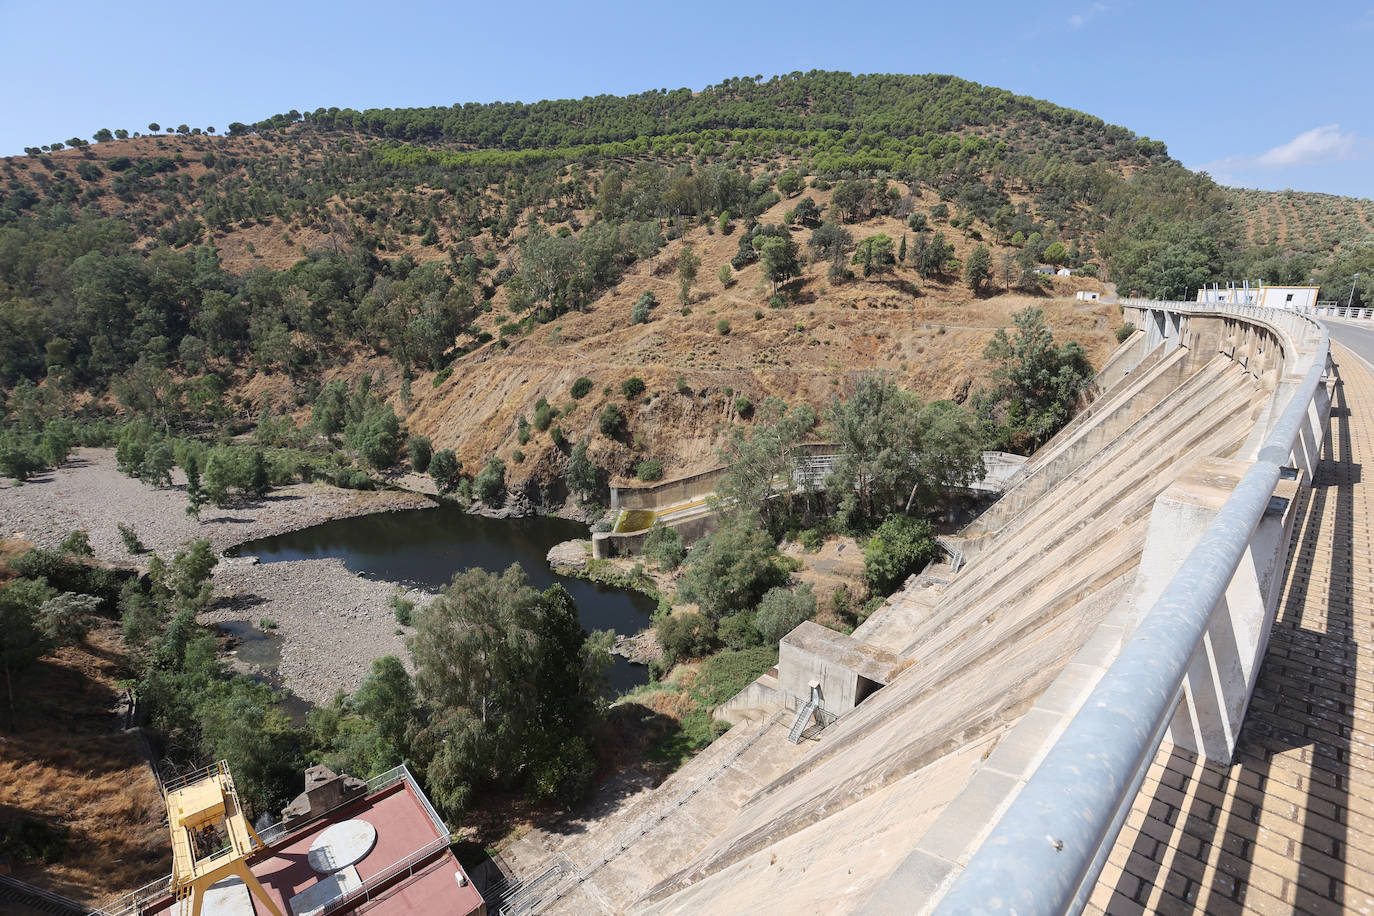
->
xmin=248 ymin=71 xmax=1171 ymax=162
xmin=2 ymin=71 xmax=1371 ymax=496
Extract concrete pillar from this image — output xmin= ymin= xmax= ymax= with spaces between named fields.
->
xmin=1131 ymin=458 xmax=1303 ymax=763
xmin=1163 ymin=311 xmax=1182 ymax=354
xmin=591 ymin=532 xmax=611 ymax=559
xmin=1143 ymin=309 xmax=1167 ymax=353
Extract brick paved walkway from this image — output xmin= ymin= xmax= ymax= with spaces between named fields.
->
xmin=1088 ymin=348 xmax=1374 ymax=915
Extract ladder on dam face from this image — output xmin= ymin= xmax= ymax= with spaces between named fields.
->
xmin=787 ymin=687 xmax=821 ymax=744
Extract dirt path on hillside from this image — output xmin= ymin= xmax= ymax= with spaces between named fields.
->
xmin=0 ymin=448 xmax=437 ymax=703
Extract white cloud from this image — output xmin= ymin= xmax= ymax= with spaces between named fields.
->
xmin=1254 ymin=124 xmax=1358 ymax=168
xmin=1068 ymin=3 xmax=1109 ymax=28
xmin=1359 ymin=8 xmax=1374 ymax=29
xmin=1202 ymin=124 xmax=1367 ymax=179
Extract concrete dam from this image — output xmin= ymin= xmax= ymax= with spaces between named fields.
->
xmin=504 ymin=300 xmax=1354 ymax=914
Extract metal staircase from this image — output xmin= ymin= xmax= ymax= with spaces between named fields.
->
xmin=787 ymin=686 xmax=821 ymax=744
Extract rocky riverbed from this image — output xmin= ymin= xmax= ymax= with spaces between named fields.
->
xmin=0 ymin=448 xmax=437 ymax=704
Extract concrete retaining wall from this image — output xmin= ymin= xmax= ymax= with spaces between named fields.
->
xmin=612 ymin=467 xmax=727 ymax=510
xmin=713 ymin=673 xmax=783 ymax=726
xmin=612 ymin=443 xmax=840 ymax=510
xmin=592 ymin=511 xmax=719 ymax=559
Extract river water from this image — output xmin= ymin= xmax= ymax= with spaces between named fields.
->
xmin=230 ymin=504 xmax=655 ymax=694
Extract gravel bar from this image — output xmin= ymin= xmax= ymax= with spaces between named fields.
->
xmin=1 ymin=448 xmax=438 ymax=703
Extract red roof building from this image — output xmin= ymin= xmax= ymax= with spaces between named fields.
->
xmin=95 ymin=765 xmax=484 ymax=916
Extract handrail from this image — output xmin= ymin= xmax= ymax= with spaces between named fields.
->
xmin=931 ymin=302 xmax=1329 ymax=915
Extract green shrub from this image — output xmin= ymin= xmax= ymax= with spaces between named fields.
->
xmin=348 ymin=403 xmax=403 ymax=470
xmin=429 ymin=449 xmax=460 ymax=493
xmin=643 ymin=524 xmax=685 ymax=570
xmin=631 ymin=291 xmax=656 ymax=324
xmin=389 ymin=595 xmax=415 ymax=626
xmin=11 ymin=548 xmax=122 ymax=610
xmin=718 ymin=611 xmax=762 ymax=649
xmin=0 ymin=437 xmax=45 ymax=481
xmin=1116 ymin=322 xmax=1137 ymax=343
xmin=655 ymin=612 xmax=716 ymax=666
xmin=621 ymin=377 xmax=645 ymax=399
xmin=637 ymin=459 xmax=663 ymax=482
xmin=408 ymin=435 xmax=432 ymax=473
xmin=0 ymin=817 xmax=70 ymax=864
xmin=717 ymin=319 xmax=731 ymax=335
xmin=118 ymin=524 xmax=147 ymax=555
xmin=598 ymin=403 xmax=624 ymax=436
xmin=59 ymin=530 xmax=94 ymax=557
xmin=474 ymin=456 xmax=506 ymax=502
xmin=566 ymin=439 xmax=597 ymax=497
xmin=677 ymin=520 xmax=791 ymax=620
xmin=754 ymin=583 xmax=817 ymax=643
xmin=533 ymin=398 xmax=557 ymax=431
xmin=863 ymin=515 xmax=938 ymax=594
xmin=334 ymin=469 xmax=373 ymax=490
xmin=691 ymin=646 xmax=777 ymax=707
xmin=570 ymin=377 xmax=593 ymax=399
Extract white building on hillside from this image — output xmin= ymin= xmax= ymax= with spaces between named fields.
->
xmin=1197 ymin=283 xmax=1319 ymax=311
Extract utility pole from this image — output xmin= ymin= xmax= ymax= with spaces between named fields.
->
xmin=1350 ymin=273 xmax=1362 ymax=311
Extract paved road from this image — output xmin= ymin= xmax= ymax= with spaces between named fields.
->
xmin=1326 ymin=319 xmax=1374 ymax=370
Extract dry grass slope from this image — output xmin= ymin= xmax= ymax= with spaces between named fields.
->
xmin=0 ymin=615 xmax=169 ymax=905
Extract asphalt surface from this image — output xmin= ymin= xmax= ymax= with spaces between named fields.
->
xmin=1325 ymin=319 xmax=1374 ymax=373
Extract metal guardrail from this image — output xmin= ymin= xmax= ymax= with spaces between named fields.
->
xmin=88 ymin=875 xmax=173 ymax=916
xmin=316 ymin=835 xmax=451 ymax=916
xmin=932 ymin=301 xmax=1330 ymax=915
xmin=1306 ymin=304 xmax=1374 ymax=320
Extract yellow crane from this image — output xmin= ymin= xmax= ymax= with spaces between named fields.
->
xmin=163 ymin=761 xmax=284 ymax=916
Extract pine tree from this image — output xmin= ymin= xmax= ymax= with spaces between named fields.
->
xmin=184 ymin=453 xmax=205 ymax=519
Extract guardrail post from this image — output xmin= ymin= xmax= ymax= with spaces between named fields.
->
xmin=1291 ymin=367 xmax=1334 ymax=479
xmin=1156 ymin=463 xmax=1302 ymax=763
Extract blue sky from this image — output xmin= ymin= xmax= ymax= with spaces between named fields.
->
xmin=5 ymin=0 xmax=1373 ymax=198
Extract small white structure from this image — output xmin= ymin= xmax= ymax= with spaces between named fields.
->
xmin=1196 ymin=283 xmax=1318 ymax=311
xmin=1057 ymin=267 xmax=1073 ymax=276
xmin=1076 ymin=290 xmax=1100 ymax=301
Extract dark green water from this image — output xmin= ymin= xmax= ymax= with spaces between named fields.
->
xmin=230 ymin=504 xmax=653 ymax=693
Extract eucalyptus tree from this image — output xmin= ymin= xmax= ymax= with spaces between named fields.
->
xmin=825 ymin=375 xmax=984 ymax=524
